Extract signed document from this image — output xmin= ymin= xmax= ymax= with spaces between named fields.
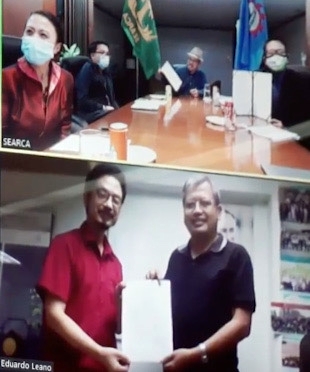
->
xmin=161 ymin=61 xmax=182 ymax=92
xmin=122 ymin=280 xmax=173 ymax=362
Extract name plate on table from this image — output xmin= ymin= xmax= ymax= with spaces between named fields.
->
xmin=122 ymin=280 xmax=173 ymax=362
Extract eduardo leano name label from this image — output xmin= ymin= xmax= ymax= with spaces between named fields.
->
xmin=0 ymin=358 xmax=53 ymax=371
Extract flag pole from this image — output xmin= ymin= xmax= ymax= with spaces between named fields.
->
xmin=135 ymin=56 xmax=139 ymax=99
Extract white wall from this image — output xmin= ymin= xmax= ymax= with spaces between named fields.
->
xmin=271 ymin=16 xmax=306 ymax=64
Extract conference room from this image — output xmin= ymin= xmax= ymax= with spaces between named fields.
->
xmin=2 ymin=0 xmax=310 ymax=179
xmin=1 ymin=152 xmax=309 ymax=372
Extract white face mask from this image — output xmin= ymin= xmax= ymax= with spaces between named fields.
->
xmin=265 ymin=55 xmax=288 ymax=72
xmin=98 ymin=55 xmax=110 ymax=70
xmin=21 ymin=36 xmax=55 ymax=65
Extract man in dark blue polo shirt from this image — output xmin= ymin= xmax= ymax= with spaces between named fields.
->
xmin=158 ymin=47 xmax=207 ymax=98
xmin=173 ymin=47 xmax=207 ymax=98
xmin=148 ymin=175 xmax=255 ymax=372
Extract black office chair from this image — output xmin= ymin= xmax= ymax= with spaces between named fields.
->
xmin=2 ymin=35 xmax=88 ymax=133
xmin=2 ymin=35 xmax=22 ymax=68
xmin=60 ymin=55 xmax=90 ymax=79
xmin=60 ymin=56 xmax=94 ymax=128
xmin=285 ymin=65 xmax=310 ymax=151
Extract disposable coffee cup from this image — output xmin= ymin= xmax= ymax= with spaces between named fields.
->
xmin=109 ymin=122 xmax=128 ymax=160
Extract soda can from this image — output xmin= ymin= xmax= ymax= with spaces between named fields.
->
xmin=224 ymin=100 xmax=236 ymax=131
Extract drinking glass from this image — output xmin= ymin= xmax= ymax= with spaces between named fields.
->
xmin=203 ymin=83 xmax=211 ymax=103
xmin=79 ymin=129 xmax=110 ymax=158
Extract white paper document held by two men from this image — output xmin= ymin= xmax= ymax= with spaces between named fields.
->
xmin=121 ymin=280 xmax=173 ymax=371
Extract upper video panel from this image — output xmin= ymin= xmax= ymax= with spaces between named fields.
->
xmin=1 ymin=152 xmax=310 ymax=372
xmin=1 ymin=0 xmax=310 ymax=181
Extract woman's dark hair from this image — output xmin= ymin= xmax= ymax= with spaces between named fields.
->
xmin=85 ymin=163 xmax=127 ymax=203
xmin=29 ymin=10 xmax=64 ymax=44
xmin=88 ymin=41 xmax=109 ymax=56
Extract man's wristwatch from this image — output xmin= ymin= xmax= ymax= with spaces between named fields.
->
xmin=198 ymin=343 xmax=208 ymax=364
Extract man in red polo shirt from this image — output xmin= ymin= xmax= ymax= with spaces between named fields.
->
xmin=37 ymin=163 xmax=130 ymax=372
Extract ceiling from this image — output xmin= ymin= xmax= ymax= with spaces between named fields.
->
xmin=94 ymin=0 xmax=305 ymax=30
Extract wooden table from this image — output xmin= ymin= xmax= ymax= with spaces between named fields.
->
xmin=89 ymin=97 xmax=310 ymax=175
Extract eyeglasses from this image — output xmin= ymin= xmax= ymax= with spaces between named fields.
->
xmin=95 ymin=51 xmax=109 ymax=55
xmin=265 ymin=50 xmax=287 ymax=58
xmin=96 ymin=188 xmax=122 ymax=208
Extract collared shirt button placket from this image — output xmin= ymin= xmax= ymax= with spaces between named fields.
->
xmin=99 ymin=259 xmax=105 ymax=306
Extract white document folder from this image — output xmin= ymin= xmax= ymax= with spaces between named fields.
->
xmin=161 ymin=61 xmax=182 ymax=92
xmin=122 ymin=280 xmax=173 ymax=362
xmin=129 ymin=362 xmax=163 ymax=372
xmin=232 ymin=70 xmax=272 ymax=120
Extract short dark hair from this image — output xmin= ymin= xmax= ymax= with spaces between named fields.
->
xmin=29 ymin=10 xmax=64 ymax=43
xmin=88 ymin=40 xmax=109 ymax=56
xmin=85 ymin=163 xmax=127 ymax=203
xmin=182 ymin=175 xmax=220 ymax=206
xmin=263 ymin=39 xmax=286 ymax=57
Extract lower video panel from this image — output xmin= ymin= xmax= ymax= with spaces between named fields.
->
xmin=1 ymin=154 xmax=310 ymax=372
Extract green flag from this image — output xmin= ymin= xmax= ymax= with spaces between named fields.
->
xmin=121 ymin=0 xmax=161 ymax=79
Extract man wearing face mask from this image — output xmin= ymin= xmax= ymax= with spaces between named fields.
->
xmin=262 ymin=39 xmax=310 ymax=128
xmin=75 ymin=41 xmax=119 ymax=123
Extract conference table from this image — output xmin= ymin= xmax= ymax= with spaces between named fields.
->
xmin=85 ymin=97 xmax=310 ymax=175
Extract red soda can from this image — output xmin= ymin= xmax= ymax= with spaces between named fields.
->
xmin=224 ymin=100 xmax=235 ymax=130
xmin=224 ymin=101 xmax=234 ymax=120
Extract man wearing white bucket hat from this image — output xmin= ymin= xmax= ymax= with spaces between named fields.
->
xmin=173 ymin=46 xmax=207 ymax=98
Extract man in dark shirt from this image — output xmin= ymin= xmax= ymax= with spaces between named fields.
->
xmin=148 ymin=175 xmax=256 ymax=372
xmin=173 ymin=47 xmax=207 ymax=97
xmin=261 ymin=40 xmax=310 ymax=129
xmin=300 ymin=321 xmax=310 ymax=372
xmin=75 ymin=41 xmax=118 ymax=123
xmin=158 ymin=47 xmax=207 ymax=98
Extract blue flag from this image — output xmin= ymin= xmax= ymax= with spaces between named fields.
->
xmin=234 ymin=0 xmax=268 ymax=71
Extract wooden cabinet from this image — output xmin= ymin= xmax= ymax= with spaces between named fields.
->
xmin=3 ymin=0 xmax=57 ymax=37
